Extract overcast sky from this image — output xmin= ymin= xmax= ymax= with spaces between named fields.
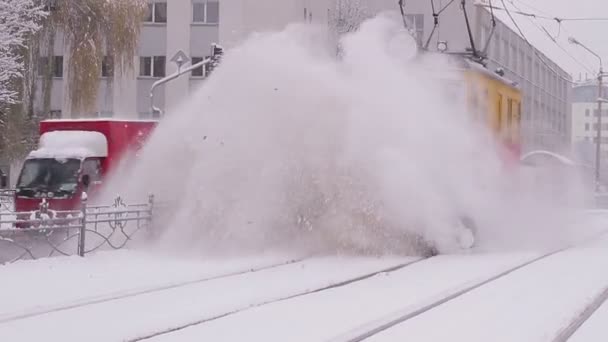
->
xmin=493 ymin=0 xmax=608 ymax=81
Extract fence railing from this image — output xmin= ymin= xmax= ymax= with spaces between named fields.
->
xmin=0 ymin=189 xmax=14 ymax=212
xmin=0 ymin=193 xmax=155 ymax=264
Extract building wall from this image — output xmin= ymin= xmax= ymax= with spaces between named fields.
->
xmin=571 ymin=84 xmax=608 ymax=152
xmin=35 ymin=0 xmax=221 ymax=119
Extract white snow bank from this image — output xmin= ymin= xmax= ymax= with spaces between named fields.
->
xmin=28 ymin=131 xmax=108 ymax=159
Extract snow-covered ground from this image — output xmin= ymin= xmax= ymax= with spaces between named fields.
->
xmin=147 ymin=252 xmax=538 ymax=342
xmin=0 ymin=250 xmax=298 ymax=322
xmin=0 ymin=254 xmax=414 ymax=341
xmin=0 ymin=212 xmax=606 ymax=341
xmin=365 ymin=235 xmax=608 ymax=342
xmin=569 ymin=293 xmax=608 ymax=342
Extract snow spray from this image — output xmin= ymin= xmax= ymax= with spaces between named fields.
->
xmin=106 ymin=12 xmax=590 ymax=257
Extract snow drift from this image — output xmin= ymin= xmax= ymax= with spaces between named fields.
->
xmin=105 ymin=13 xmax=589 ymax=257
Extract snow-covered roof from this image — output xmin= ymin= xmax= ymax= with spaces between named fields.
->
xmin=27 ymin=131 xmax=108 ymax=160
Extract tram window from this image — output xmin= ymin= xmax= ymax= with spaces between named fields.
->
xmin=507 ymin=98 xmax=513 ymax=128
xmin=497 ymin=94 xmax=503 ymax=131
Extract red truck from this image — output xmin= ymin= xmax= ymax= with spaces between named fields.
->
xmin=13 ymin=119 xmax=158 ymax=214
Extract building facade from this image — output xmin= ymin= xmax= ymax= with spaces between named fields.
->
xmin=35 ymin=0 xmax=572 ymax=154
xmin=36 ymin=0 xmax=223 ymax=119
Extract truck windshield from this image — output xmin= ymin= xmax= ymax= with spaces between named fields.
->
xmin=16 ymin=158 xmax=81 ymax=196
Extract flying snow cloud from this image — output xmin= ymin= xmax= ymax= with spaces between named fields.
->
xmin=106 ymin=12 xmax=590 ymax=257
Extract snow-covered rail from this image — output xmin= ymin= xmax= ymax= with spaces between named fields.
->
xmin=130 ymin=258 xmax=423 ymax=342
xmin=551 ymin=285 xmax=608 ymax=342
xmin=0 ymin=257 xmax=305 ymax=324
xmin=0 ymin=256 xmax=421 ymax=341
xmin=329 ymin=232 xmax=608 ymax=342
xmin=329 ymin=249 xmax=565 ymax=342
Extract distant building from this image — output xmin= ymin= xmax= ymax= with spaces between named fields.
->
xmin=571 ymin=81 xmax=608 ymax=146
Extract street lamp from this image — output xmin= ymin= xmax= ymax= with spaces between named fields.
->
xmin=569 ymin=36 xmax=605 ymax=192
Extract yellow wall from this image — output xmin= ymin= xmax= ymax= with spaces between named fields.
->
xmin=463 ymin=70 xmax=522 ymax=146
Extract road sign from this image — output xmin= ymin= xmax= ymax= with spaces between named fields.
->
xmin=170 ymin=50 xmax=190 ymax=70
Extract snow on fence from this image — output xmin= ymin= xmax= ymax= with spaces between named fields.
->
xmin=0 ymin=194 xmax=156 ymax=264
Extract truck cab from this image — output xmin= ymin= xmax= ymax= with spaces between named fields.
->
xmin=13 ymin=119 xmax=157 ymax=215
xmin=15 ymin=131 xmax=106 ymax=212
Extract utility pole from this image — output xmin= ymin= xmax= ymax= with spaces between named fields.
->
xmin=597 ymin=68 xmax=603 ymax=192
xmin=569 ymin=37 xmax=605 ymax=192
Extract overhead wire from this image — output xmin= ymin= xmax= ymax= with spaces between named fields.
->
xmin=423 ymin=0 xmax=457 ymax=50
xmin=479 ymin=4 xmax=608 ymax=23
xmin=507 ymin=0 xmax=595 ymax=75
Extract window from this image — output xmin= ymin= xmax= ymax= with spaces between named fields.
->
xmin=38 ymin=56 xmax=63 ymax=78
xmin=193 ymin=1 xmax=219 ymax=24
xmin=101 ymin=56 xmax=114 ymax=77
xmin=497 ymin=94 xmax=503 ymax=131
xmin=145 ymin=2 xmax=167 ymax=23
xmin=48 ymin=110 xmax=62 ymax=119
xmin=54 ymin=56 xmax=63 ymax=77
xmin=190 ymin=57 xmax=207 ymax=77
xmin=43 ymin=0 xmax=59 ymax=12
xmin=139 ymin=56 xmax=166 ymax=77
xmin=95 ymin=111 xmax=114 ymax=118
xmin=507 ymin=98 xmax=513 ymax=129
xmin=586 ymin=109 xmax=590 ymax=117
xmin=405 ymin=14 xmax=424 ymax=44
xmin=82 ymin=159 xmax=102 ymax=182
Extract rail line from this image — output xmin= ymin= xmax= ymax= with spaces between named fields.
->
xmin=0 ymin=257 xmax=306 ymax=324
xmin=327 ymin=232 xmax=608 ymax=342
xmin=551 ymin=285 xmax=608 ymax=342
xmin=130 ymin=258 xmax=425 ymax=341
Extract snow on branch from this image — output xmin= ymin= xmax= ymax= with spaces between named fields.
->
xmin=0 ymin=0 xmax=46 ymax=105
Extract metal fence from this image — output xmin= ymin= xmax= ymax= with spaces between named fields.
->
xmin=0 ymin=193 xmax=155 ymax=264
xmin=0 ymin=190 xmax=14 ymax=212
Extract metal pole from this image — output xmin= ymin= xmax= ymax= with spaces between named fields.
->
xmin=597 ymin=69 xmax=604 ymax=192
xmin=150 ymin=58 xmax=211 ymax=116
xmin=78 ymin=192 xmax=88 ymax=257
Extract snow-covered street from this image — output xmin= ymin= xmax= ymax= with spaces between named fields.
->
xmin=1 ymin=213 xmax=608 ymax=341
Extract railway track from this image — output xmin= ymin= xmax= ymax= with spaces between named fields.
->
xmin=326 ymin=232 xmax=608 ymax=342
xmin=551 ymin=285 xmax=608 ymax=342
xmin=0 ymin=257 xmax=306 ymax=324
xmin=134 ymin=230 xmax=608 ymax=342
xmin=130 ymin=258 xmax=423 ymax=341
xmin=0 ymin=255 xmax=422 ymax=342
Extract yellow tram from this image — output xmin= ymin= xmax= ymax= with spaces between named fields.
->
xmin=442 ymin=56 xmax=523 ymax=161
